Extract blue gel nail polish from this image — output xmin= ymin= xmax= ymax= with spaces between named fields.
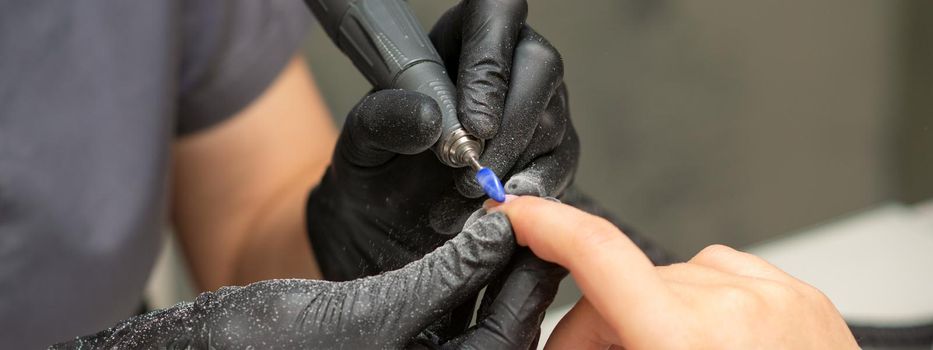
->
xmin=476 ymin=167 xmax=506 ymax=202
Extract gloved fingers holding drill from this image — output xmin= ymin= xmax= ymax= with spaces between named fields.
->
xmin=307 ymin=0 xmax=579 ymax=280
xmin=427 ymin=7 xmax=579 ymax=347
xmin=305 ymin=1 xmax=578 ymax=347
xmin=55 ymin=213 xmax=521 ymax=349
xmin=428 ymin=0 xmax=528 ymax=141
xmin=430 ymin=5 xmax=579 ymax=234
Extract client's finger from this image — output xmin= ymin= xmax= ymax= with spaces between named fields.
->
xmin=490 ymin=196 xmax=670 ymax=339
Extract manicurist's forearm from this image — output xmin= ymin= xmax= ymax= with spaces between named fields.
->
xmin=232 ymin=164 xmax=326 ymax=284
xmin=172 ymin=56 xmax=337 ymax=291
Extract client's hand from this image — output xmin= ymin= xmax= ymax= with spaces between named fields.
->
xmin=491 ymin=196 xmax=858 ymax=350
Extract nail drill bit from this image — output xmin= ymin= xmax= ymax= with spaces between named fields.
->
xmin=475 ymin=165 xmax=506 ymax=203
xmin=469 ymin=152 xmax=506 ymax=203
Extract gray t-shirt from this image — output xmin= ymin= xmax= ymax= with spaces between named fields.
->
xmin=0 ymin=1 xmax=310 ymax=347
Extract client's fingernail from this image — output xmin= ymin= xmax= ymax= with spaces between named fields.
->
xmin=483 ymin=195 xmax=517 ymax=212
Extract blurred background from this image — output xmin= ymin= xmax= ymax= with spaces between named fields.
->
xmin=149 ymin=0 xmax=933 ymax=346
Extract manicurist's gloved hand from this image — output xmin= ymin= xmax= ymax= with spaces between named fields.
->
xmin=306 ymin=86 xmax=569 ymax=346
xmin=306 ymin=0 xmax=576 ymax=346
xmin=307 ymin=0 xmax=577 ymax=281
xmin=54 ymin=213 xmax=534 ymax=349
xmin=429 ymin=1 xmax=577 ymax=204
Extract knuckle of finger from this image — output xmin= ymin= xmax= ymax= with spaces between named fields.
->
xmin=516 ymin=35 xmax=563 ymax=74
xmin=693 ymin=244 xmax=736 ymax=263
xmin=537 ymin=108 xmax=566 ymax=134
xmin=465 ymin=212 xmax=513 ymax=245
xmin=801 ymin=284 xmax=834 ymax=305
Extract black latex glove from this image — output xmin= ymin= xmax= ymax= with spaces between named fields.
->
xmin=53 ymin=213 xmax=535 ymax=349
xmin=307 ymin=0 xmax=577 ymax=282
xmin=428 ymin=6 xmax=578 ymax=345
xmin=429 ymin=2 xmax=577 ymax=203
xmin=306 ymin=0 xmax=575 ymax=346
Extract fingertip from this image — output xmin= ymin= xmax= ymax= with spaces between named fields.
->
xmin=430 ymin=210 xmax=516 ymax=276
xmin=486 ymin=210 xmax=511 ymax=229
xmin=406 ymin=93 xmax=444 ymax=153
xmin=465 ymin=211 xmax=514 ymax=247
xmin=351 ymin=90 xmax=443 ymax=157
xmin=504 ymin=175 xmax=546 ymax=197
